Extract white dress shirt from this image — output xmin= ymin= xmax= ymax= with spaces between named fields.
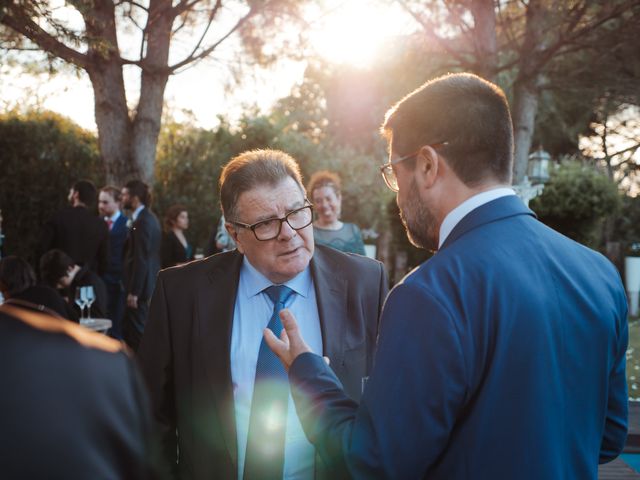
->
xmin=438 ymin=187 xmax=516 ymax=248
xmin=231 ymin=258 xmax=323 ymax=479
xmin=104 ymin=210 xmax=122 ymax=225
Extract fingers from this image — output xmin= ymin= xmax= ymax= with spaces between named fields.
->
xmin=264 ymin=327 xmax=286 ymax=360
xmin=279 ymin=309 xmax=301 ymax=345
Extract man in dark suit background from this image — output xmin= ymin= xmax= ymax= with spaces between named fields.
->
xmin=121 ymin=179 xmax=161 ymax=352
xmin=99 ymin=185 xmax=129 ymax=338
xmin=137 ymin=150 xmax=388 ymax=479
xmin=41 ymin=179 xmax=109 ymax=275
xmin=266 ymin=74 xmax=629 ymax=479
xmin=0 ymin=303 xmax=151 ymax=479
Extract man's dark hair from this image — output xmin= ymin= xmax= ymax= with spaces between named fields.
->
xmin=72 ymin=180 xmax=98 ymax=207
xmin=100 ymin=185 xmax=122 ymax=203
xmin=219 ymin=149 xmax=304 ymax=221
xmin=125 ymin=180 xmax=152 ymax=206
xmin=382 ymin=73 xmax=514 ymax=185
xmin=0 ymin=256 xmax=36 ymax=297
xmin=40 ymin=249 xmax=74 ymax=288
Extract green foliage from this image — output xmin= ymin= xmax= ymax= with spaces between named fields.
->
xmin=0 ymin=110 xmax=103 ymax=265
xmin=530 ymin=161 xmax=621 ymax=248
xmin=153 ymin=109 xmax=393 ymax=251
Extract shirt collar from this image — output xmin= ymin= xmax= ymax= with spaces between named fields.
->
xmin=105 ymin=211 xmax=121 ymax=223
xmin=240 ymin=256 xmax=312 ymax=300
xmin=132 ymin=205 xmax=145 ymax=221
xmin=438 ymin=187 xmax=516 ymax=248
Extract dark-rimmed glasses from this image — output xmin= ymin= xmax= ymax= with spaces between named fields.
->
xmin=232 ymin=203 xmax=314 ymax=241
xmin=379 ymin=142 xmax=448 ymax=192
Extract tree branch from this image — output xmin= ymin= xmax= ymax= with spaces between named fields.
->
xmin=168 ymin=4 xmax=256 ymax=72
xmin=1 ymin=5 xmax=88 ymax=69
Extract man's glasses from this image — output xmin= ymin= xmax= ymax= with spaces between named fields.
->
xmin=379 ymin=142 xmax=448 ymax=192
xmin=232 ymin=203 xmax=314 ymax=241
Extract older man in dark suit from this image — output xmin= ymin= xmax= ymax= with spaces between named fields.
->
xmin=41 ymin=179 xmax=109 ymax=275
xmin=137 ymin=150 xmax=388 ymax=480
xmin=0 ymin=304 xmax=151 ymax=478
xmin=121 ymin=179 xmax=161 ymax=352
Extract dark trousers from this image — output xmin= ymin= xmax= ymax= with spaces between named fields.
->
xmin=122 ymin=300 xmax=148 ymax=353
xmin=105 ymin=281 xmax=125 ymax=339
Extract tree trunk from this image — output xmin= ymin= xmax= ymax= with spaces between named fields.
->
xmin=511 ymin=78 xmax=541 ymax=183
xmin=83 ymin=0 xmax=138 ymax=185
xmin=470 ymin=0 xmax=498 ymax=82
xmin=131 ymin=0 xmax=173 ymax=185
xmin=512 ymin=0 xmax=546 ymax=184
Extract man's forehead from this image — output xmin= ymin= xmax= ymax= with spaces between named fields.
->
xmin=236 ymin=179 xmax=305 ymax=220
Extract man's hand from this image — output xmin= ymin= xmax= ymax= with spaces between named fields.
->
xmin=127 ymin=294 xmax=139 ymax=309
xmin=264 ymin=309 xmax=312 ymax=371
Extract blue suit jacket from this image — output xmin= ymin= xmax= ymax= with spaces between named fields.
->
xmin=290 ymin=195 xmax=628 ymax=479
xmin=103 ymin=213 xmax=128 ymax=285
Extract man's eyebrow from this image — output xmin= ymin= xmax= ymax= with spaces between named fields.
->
xmin=251 ymin=200 xmax=306 ymax=223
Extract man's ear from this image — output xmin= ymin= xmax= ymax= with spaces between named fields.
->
xmin=415 ymin=145 xmax=440 ymax=189
xmin=226 ymin=222 xmax=244 ymax=254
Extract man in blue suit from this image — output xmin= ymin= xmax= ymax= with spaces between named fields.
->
xmin=266 ymin=73 xmax=629 ymax=479
xmin=99 ymin=185 xmax=129 ymax=338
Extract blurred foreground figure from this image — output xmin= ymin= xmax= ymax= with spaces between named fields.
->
xmin=0 ymin=304 xmax=152 ymax=479
xmin=266 ymin=73 xmax=629 ymax=479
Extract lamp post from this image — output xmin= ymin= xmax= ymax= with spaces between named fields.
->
xmin=513 ymin=147 xmax=551 ymax=206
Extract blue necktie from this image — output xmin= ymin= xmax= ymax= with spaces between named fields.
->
xmin=243 ymin=285 xmax=294 ymax=480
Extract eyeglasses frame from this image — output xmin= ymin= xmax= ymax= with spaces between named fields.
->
xmin=231 ymin=202 xmax=314 ymax=241
xmin=379 ymin=142 xmax=449 ymax=192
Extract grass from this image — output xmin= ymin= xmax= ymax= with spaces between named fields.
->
xmin=628 ymin=319 xmax=639 ymax=401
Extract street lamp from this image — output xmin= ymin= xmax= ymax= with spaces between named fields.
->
xmin=527 ymin=147 xmax=551 ymax=185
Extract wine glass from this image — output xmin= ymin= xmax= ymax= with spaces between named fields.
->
xmin=75 ymin=287 xmax=88 ymax=320
xmin=84 ymin=285 xmax=96 ymax=320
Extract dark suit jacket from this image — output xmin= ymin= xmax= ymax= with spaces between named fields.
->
xmin=161 ymin=231 xmax=193 ymax=268
xmin=103 ymin=212 xmax=128 ymax=285
xmin=288 ymin=195 xmax=629 ymax=479
xmin=0 ymin=305 xmax=152 ymax=479
xmin=137 ymin=245 xmax=388 ymax=480
xmin=41 ymin=205 xmax=109 ymax=274
xmin=124 ymin=207 xmax=161 ymax=301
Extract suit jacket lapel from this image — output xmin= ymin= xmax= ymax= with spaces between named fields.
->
xmin=311 ymin=248 xmax=348 ymax=367
xmin=195 ymin=251 xmax=242 ymax=469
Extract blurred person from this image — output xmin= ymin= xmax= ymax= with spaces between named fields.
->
xmin=161 ymin=204 xmax=194 ymax=268
xmin=266 ymin=73 xmax=629 ymax=479
xmin=121 ymin=180 xmax=161 ymax=352
xmin=307 ymin=171 xmax=366 ymax=255
xmin=0 ymin=255 xmax=69 ymax=319
xmin=99 ymin=185 xmax=128 ymax=338
xmin=40 ymin=179 xmax=109 ymax=275
xmin=0 ymin=303 xmax=152 ymax=479
xmin=137 ymin=149 xmax=388 ymax=480
xmin=40 ymin=249 xmax=107 ymax=320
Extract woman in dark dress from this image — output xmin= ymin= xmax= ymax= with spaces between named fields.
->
xmin=161 ymin=205 xmax=194 ymax=268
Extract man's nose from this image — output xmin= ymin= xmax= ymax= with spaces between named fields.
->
xmin=278 ymin=220 xmax=296 ymax=240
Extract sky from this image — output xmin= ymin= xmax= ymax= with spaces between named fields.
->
xmin=0 ymin=0 xmax=416 ymax=132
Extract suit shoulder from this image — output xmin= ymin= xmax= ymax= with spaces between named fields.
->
xmin=315 ymin=244 xmax=383 ymax=273
xmin=159 ymin=250 xmax=239 ymax=281
xmin=0 ymin=305 xmax=125 ymax=355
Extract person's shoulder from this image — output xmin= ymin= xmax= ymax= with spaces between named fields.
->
xmin=314 ymin=244 xmax=381 ymax=270
xmin=159 ymin=249 xmax=241 ymax=281
xmin=0 ymin=305 xmax=125 ymax=357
